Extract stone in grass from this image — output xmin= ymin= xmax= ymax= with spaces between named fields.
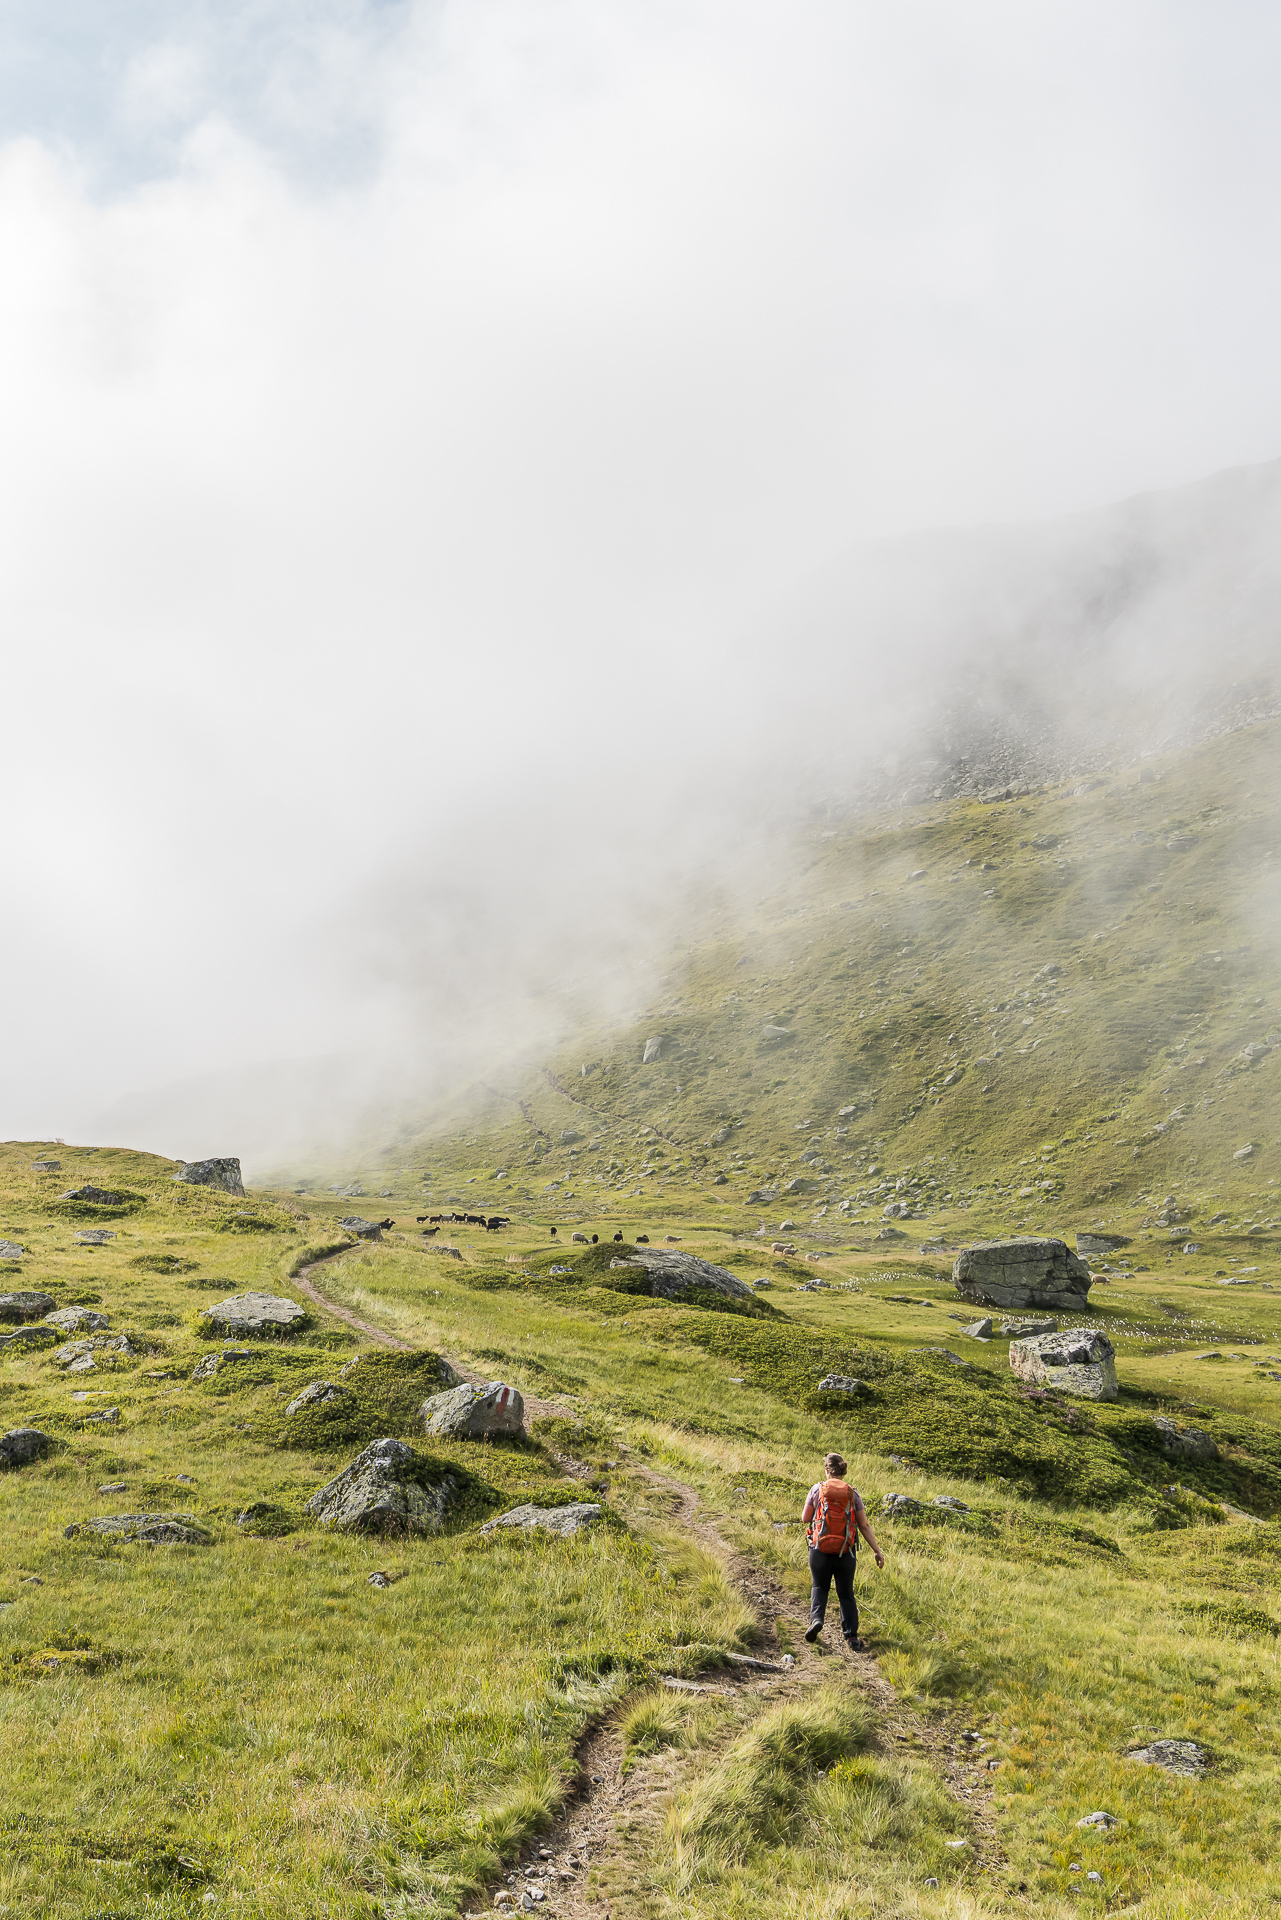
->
xmin=480 ymin=1503 xmax=602 ymax=1539
xmin=1152 ymin=1415 xmax=1218 ymax=1461
xmin=0 ymin=1292 xmax=56 ymax=1324
xmin=1000 ymin=1317 xmax=1058 ymax=1339
xmin=816 ymin=1376 xmax=869 ymax=1397
xmin=421 ymin=1381 xmax=525 ymax=1439
xmin=0 ymin=1427 xmax=55 ymax=1469
xmin=933 ymin=1495 xmax=970 ymax=1512
xmin=172 ymin=1157 xmax=245 ymax=1195
xmin=1009 ymin=1327 xmax=1117 ymax=1402
xmin=191 ymin=1348 xmax=253 ymax=1381
xmin=1125 ymin=1739 xmax=1211 ymax=1778
xmin=56 ymin=1335 xmax=135 ymax=1372
xmin=339 ymin=1216 xmax=383 ymax=1241
xmin=82 ymin=1408 xmax=120 ymax=1426
xmin=0 ymin=1242 xmax=26 ymax=1261
xmin=962 ymin=1318 xmax=994 ymax=1340
xmin=306 ymin=1437 xmax=460 ymax=1536
xmin=200 ymin=1292 xmax=307 ymax=1338
xmin=607 ymin=1248 xmax=755 ymax=1304
xmin=881 ymin=1493 xmax=923 ymax=1516
xmin=74 ymin=1230 xmax=116 ymax=1245
xmin=64 ymin=1513 xmax=213 ymax=1546
xmin=953 ymin=1238 xmax=1092 ymax=1312
xmin=1077 ymin=1810 xmax=1119 ymax=1830
xmin=43 ymin=1306 xmax=110 ymax=1334
xmin=285 ymin=1380 xmax=351 ymax=1418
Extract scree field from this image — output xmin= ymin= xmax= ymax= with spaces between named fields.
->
xmin=3 ymin=719 xmax=1281 ymax=1920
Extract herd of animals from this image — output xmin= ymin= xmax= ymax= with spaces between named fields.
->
xmin=402 ymin=1213 xmax=664 ymax=1246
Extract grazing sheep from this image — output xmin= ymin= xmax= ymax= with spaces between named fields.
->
xmin=422 ymin=1227 xmax=439 ymax=1238
xmin=636 ymin=1234 xmax=650 ymax=1243
xmin=591 ymin=1234 xmax=599 ymax=1244
xmin=550 ymin=1227 xmax=558 ymax=1238
xmin=613 ymin=1231 xmax=623 ymax=1243
xmin=571 ymin=1232 xmax=589 ymax=1244
xmin=664 ymin=1235 xmax=682 ymax=1243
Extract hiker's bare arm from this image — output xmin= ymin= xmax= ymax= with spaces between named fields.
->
xmin=857 ymin=1508 xmax=886 ymax=1567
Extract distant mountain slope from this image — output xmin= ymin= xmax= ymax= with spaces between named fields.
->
xmin=366 ymin=717 xmax=1279 ymax=1254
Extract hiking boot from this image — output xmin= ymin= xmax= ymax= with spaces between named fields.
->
xmin=804 ymin=1622 xmax=821 ymax=1643
xmin=845 ymin=1635 xmax=869 ymax=1652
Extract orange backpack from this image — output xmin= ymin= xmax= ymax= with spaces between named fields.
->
xmin=808 ymin=1479 xmax=856 ymax=1554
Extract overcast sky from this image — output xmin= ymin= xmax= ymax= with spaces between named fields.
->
xmin=3 ymin=1 xmax=1281 ymax=1163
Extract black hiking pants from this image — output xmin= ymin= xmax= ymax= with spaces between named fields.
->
xmin=808 ymin=1547 xmax=858 ymax=1640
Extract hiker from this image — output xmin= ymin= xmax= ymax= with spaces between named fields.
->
xmin=801 ymin=1451 xmax=884 ymax=1651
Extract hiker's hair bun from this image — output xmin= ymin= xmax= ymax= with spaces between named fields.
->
xmin=823 ymin=1452 xmax=847 ymax=1477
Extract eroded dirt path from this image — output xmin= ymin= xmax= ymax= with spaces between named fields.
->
xmin=469 ymin=1466 xmax=1008 ymax=1918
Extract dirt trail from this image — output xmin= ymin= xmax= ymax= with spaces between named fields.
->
xmin=294 ymin=1250 xmax=1007 ymax=1911
xmin=473 ymin=1465 xmax=1008 ymax=1918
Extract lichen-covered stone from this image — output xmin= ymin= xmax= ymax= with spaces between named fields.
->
xmin=339 ymin=1216 xmax=383 ymax=1240
xmin=817 ymin=1375 xmax=869 ymax=1396
xmin=0 ymin=1325 xmax=62 ymax=1354
xmin=201 ymin=1292 xmax=307 ymax=1338
xmin=172 ymin=1158 xmax=245 ymax=1195
xmin=63 ymin=1513 xmax=212 ymax=1546
xmin=43 ymin=1307 xmax=110 ymax=1334
xmin=1152 ymin=1415 xmax=1218 ymax=1461
xmin=0 ymin=1292 xmax=56 ymax=1324
xmin=480 ymin=1503 xmax=602 ymax=1538
xmin=285 ymin=1380 xmax=351 ymax=1417
xmin=953 ymin=1238 xmax=1092 ymax=1312
xmin=1009 ymin=1326 xmax=1117 ymax=1401
xmin=191 ymin=1348 xmax=253 ymax=1381
xmin=421 ymin=1381 xmax=525 ymax=1439
xmin=306 ymin=1437 xmax=459 ymax=1536
xmin=607 ymin=1249 xmax=755 ymax=1303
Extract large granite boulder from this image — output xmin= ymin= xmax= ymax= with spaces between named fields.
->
xmin=172 ymin=1158 xmax=245 ymax=1196
xmin=607 ymin=1249 xmax=755 ymax=1304
xmin=422 ymin=1381 xmax=525 ymax=1439
xmin=953 ymin=1238 xmax=1092 ymax=1312
xmin=64 ymin=1513 xmax=212 ymax=1546
xmin=200 ymin=1292 xmax=307 ymax=1338
xmin=0 ymin=1241 xmax=26 ymax=1259
xmin=306 ymin=1437 xmax=459 ymax=1535
xmin=480 ymin=1502 xmax=601 ymax=1538
xmin=1009 ymin=1327 xmax=1117 ymax=1401
xmin=0 ymin=1291 xmax=56 ymax=1324
xmin=0 ymin=1427 xmax=55 ymax=1468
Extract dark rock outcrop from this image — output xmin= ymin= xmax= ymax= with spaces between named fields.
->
xmin=0 ymin=1427 xmax=55 ymax=1468
xmin=306 ymin=1437 xmax=459 ymax=1535
xmin=607 ymin=1249 xmax=755 ymax=1304
xmin=172 ymin=1158 xmax=245 ymax=1196
xmin=0 ymin=1291 xmax=56 ymax=1324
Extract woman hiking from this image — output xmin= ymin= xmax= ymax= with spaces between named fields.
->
xmin=801 ymin=1451 xmax=884 ymax=1651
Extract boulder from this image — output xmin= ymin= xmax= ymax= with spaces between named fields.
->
xmin=933 ymin=1495 xmax=970 ymax=1512
xmin=74 ymin=1231 xmax=116 ymax=1245
xmin=0 ymin=1427 xmax=55 ymax=1468
xmin=747 ymin=1188 xmax=778 ymax=1203
xmin=339 ymin=1216 xmax=383 ymax=1241
xmin=962 ymin=1318 xmax=994 ymax=1340
xmin=0 ymin=1291 xmax=56 ymax=1324
xmin=1076 ymin=1232 xmax=1131 ymax=1258
xmin=882 ymin=1493 xmax=923 ymax=1515
xmin=201 ymin=1292 xmax=307 ymax=1338
xmin=1077 ymin=1811 xmax=1119 ymax=1831
xmin=43 ymin=1306 xmax=110 ymax=1334
xmin=0 ymin=1241 xmax=26 ymax=1260
xmin=1009 ymin=1327 xmax=1117 ymax=1401
xmin=480 ymin=1502 xmax=602 ymax=1538
xmin=191 ymin=1348 xmax=253 ymax=1381
xmin=172 ymin=1158 xmax=245 ymax=1195
xmin=642 ymin=1036 xmax=663 ymax=1063
xmin=306 ymin=1437 xmax=459 ymax=1535
xmin=58 ymin=1186 xmax=122 ymax=1204
xmin=607 ymin=1249 xmax=755 ymax=1304
xmin=953 ymin=1238 xmax=1092 ymax=1312
xmin=817 ymin=1375 xmax=869 ymax=1397
xmin=421 ymin=1381 xmax=525 ymax=1439
xmin=1000 ymin=1316 xmax=1058 ymax=1338
xmin=56 ymin=1335 xmax=135 ymax=1373
xmin=64 ymin=1513 xmax=212 ymax=1546
xmin=1152 ymin=1415 xmax=1218 ymax=1461
xmin=1124 ymin=1739 xmax=1210 ymax=1778
xmin=285 ymin=1380 xmax=350 ymax=1417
